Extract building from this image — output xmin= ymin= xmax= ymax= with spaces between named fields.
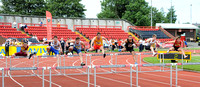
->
xmin=156 ymin=23 xmax=200 ymax=41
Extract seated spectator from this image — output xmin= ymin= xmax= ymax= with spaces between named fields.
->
xmin=39 ymin=20 xmax=43 ymax=27
xmin=13 ymin=20 xmax=17 ymax=28
xmin=57 ymin=21 xmax=60 ymax=27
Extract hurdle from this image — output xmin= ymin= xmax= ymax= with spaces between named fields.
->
xmin=59 ymin=54 xmax=115 ymax=75
xmin=94 ymin=64 xmax=138 ymax=87
xmin=0 ymin=55 xmax=39 ymax=76
xmin=47 ymin=66 xmax=89 ymax=87
xmin=93 ymin=62 xmax=200 ymax=87
xmin=158 ymin=53 xmax=189 ymax=71
xmin=0 ymin=67 xmax=46 ymax=87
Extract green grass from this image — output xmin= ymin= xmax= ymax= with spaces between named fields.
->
xmin=143 ymin=56 xmax=200 ymax=71
xmin=83 ymin=48 xmax=140 ymax=53
xmin=82 ymin=47 xmax=200 ymax=53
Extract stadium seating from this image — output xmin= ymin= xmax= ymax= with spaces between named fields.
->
xmin=75 ymin=25 xmax=134 ymax=40
xmin=129 ymin=26 xmax=173 ymax=42
xmin=24 ymin=25 xmax=86 ymax=42
xmin=0 ymin=22 xmax=30 ymax=38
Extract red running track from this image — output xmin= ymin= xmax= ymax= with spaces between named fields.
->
xmin=0 ymin=51 xmax=199 ymax=87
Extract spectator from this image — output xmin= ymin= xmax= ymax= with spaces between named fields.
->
xmin=57 ymin=21 xmax=60 ymax=27
xmin=103 ymin=38 xmax=110 ymax=51
xmin=39 ymin=20 xmax=43 ymax=27
xmin=5 ymin=39 xmax=11 ymax=56
xmin=16 ymin=39 xmax=21 ymax=45
xmin=114 ymin=39 xmax=118 ymax=47
xmin=13 ymin=20 xmax=17 ymax=28
xmin=117 ymin=39 xmax=122 ymax=49
xmin=111 ymin=39 xmax=115 ymax=52
xmin=11 ymin=39 xmax=17 ymax=46
xmin=60 ymin=38 xmax=65 ymax=55
xmin=184 ymin=40 xmax=188 ymax=47
xmin=139 ymin=38 xmax=145 ymax=52
xmin=20 ymin=23 xmax=27 ymax=31
xmin=66 ymin=38 xmax=71 ymax=54
xmin=43 ymin=37 xmax=47 ymax=42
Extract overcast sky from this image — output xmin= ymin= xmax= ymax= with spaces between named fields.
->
xmin=80 ymin=0 xmax=200 ymax=24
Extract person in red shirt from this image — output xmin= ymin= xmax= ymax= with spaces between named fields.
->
xmin=117 ymin=39 xmax=122 ymax=49
xmin=164 ymin=36 xmax=188 ymax=58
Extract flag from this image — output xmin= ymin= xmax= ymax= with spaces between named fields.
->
xmin=46 ymin=11 xmax=52 ymax=40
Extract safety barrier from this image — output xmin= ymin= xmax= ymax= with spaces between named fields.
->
xmin=0 ymin=67 xmax=46 ymax=87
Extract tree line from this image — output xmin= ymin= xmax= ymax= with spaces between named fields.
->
xmin=0 ymin=0 xmax=177 ymax=26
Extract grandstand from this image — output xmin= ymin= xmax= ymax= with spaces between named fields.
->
xmin=22 ymin=23 xmax=86 ymax=42
xmin=0 ymin=22 xmax=30 ymax=38
xmin=128 ymin=26 xmax=174 ymax=42
xmin=75 ymin=25 xmax=134 ymax=40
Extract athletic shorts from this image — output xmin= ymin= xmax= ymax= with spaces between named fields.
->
xmin=145 ymin=46 xmax=155 ymax=51
xmin=126 ymin=47 xmax=134 ymax=53
xmin=15 ymin=52 xmax=27 ymax=56
xmin=73 ymin=47 xmax=81 ymax=54
xmin=104 ymin=46 xmax=109 ymax=48
xmin=94 ymin=45 xmax=102 ymax=50
xmin=173 ymin=46 xmax=180 ymax=51
xmin=50 ymin=46 xmax=59 ymax=55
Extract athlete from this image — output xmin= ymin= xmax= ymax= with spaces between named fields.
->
xmin=66 ymin=37 xmax=86 ymax=66
xmin=13 ymin=40 xmax=36 ymax=59
xmin=145 ymin=34 xmax=164 ymax=56
xmin=46 ymin=36 xmax=62 ymax=66
xmin=164 ymin=36 xmax=188 ymax=58
xmin=87 ymin=32 xmax=109 ymax=58
xmin=119 ymin=35 xmax=138 ymax=63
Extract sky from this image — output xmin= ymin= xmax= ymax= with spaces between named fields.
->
xmin=80 ymin=0 xmax=200 ymax=24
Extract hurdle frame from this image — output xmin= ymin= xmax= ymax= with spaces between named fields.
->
xmin=0 ymin=67 xmax=46 ymax=87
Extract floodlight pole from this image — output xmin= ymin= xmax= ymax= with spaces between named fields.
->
xmin=171 ymin=0 xmax=172 ymax=23
xmin=190 ymin=4 xmax=192 ymax=24
xmin=151 ymin=0 xmax=152 ymax=28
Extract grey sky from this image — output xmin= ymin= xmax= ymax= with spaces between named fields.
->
xmin=81 ymin=0 xmax=200 ymax=24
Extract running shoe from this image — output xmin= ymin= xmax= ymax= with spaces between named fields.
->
xmin=81 ymin=62 xmax=85 ymax=66
xmin=103 ymin=54 xmax=106 ymax=58
xmin=28 ymin=52 xmax=37 ymax=59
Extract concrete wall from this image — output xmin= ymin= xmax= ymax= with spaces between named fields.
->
xmin=0 ymin=15 xmax=133 ymax=31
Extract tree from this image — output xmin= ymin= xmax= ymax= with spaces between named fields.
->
xmin=164 ymin=6 xmax=177 ymax=23
xmin=152 ymin=7 xmax=166 ymax=26
xmin=46 ymin=0 xmax=86 ymax=17
xmin=0 ymin=0 xmax=86 ymax=17
xmin=97 ymin=0 xmax=131 ymax=19
xmin=0 ymin=0 xmax=46 ymax=16
xmin=122 ymin=0 xmax=150 ymax=26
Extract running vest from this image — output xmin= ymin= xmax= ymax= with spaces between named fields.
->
xmin=125 ymin=39 xmax=134 ymax=48
xmin=174 ymin=40 xmax=181 ymax=47
xmin=21 ymin=46 xmax=29 ymax=52
xmin=74 ymin=41 xmax=81 ymax=50
xmin=94 ymin=36 xmax=103 ymax=46
xmin=147 ymin=38 xmax=156 ymax=47
xmin=52 ymin=40 xmax=60 ymax=50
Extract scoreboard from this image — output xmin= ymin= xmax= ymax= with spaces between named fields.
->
xmin=157 ymin=51 xmax=191 ymax=60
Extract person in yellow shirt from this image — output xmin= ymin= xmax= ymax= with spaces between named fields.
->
xmin=87 ymin=32 xmax=109 ymax=58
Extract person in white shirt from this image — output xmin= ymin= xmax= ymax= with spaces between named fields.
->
xmin=103 ymin=39 xmax=110 ymax=51
xmin=145 ymin=34 xmax=163 ymax=56
xmin=139 ymin=38 xmax=145 ymax=52
xmin=13 ymin=20 xmax=17 ymax=28
xmin=43 ymin=37 xmax=47 ymax=42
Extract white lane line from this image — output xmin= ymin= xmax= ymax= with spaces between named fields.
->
xmin=53 ymin=62 xmax=101 ymax=87
xmin=31 ymin=58 xmax=62 ymax=87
